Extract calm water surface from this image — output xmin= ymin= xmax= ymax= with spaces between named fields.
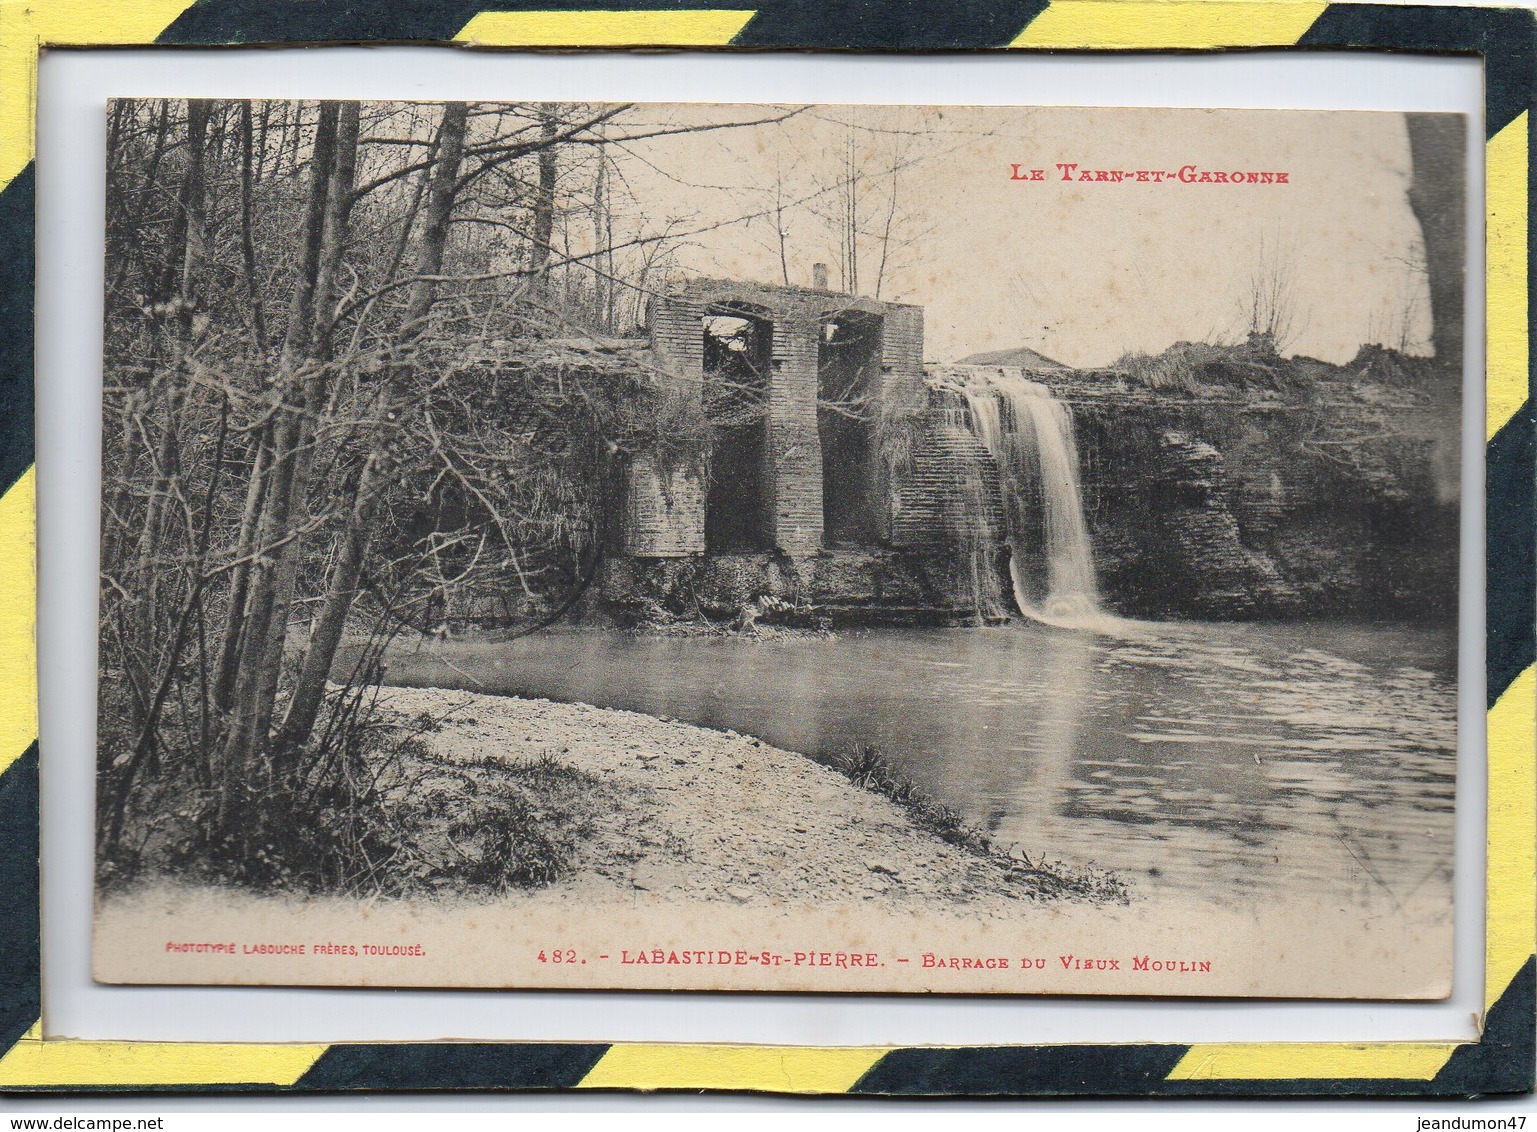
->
xmin=379 ymin=620 xmax=1457 ymax=911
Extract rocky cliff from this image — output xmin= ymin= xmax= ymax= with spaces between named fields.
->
xmin=958 ymin=338 xmax=1461 ymax=623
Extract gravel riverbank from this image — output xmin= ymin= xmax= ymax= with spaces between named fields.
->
xmin=374 ymin=685 xmax=1123 ymax=912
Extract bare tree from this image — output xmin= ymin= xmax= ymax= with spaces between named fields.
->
xmin=1241 ymin=228 xmax=1308 ymax=354
xmin=804 ymin=115 xmax=927 ymax=300
xmin=527 ymin=106 xmax=560 ymax=296
xmin=1404 ymin=113 xmax=1466 ymax=367
xmin=218 ymin=99 xmax=353 ymax=822
xmin=280 ymin=100 xmax=468 ymax=748
xmin=97 ymin=98 xmax=808 ymax=886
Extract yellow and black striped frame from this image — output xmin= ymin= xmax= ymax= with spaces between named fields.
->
xmin=0 ymin=0 xmax=1530 ymax=1098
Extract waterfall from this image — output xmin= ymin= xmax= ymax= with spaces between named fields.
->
xmin=960 ymin=370 xmax=1104 ymax=628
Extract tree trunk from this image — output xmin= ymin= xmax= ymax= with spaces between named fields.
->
xmin=528 ymin=107 xmax=559 ymax=297
xmin=278 ymin=101 xmax=468 ymax=748
xmin=245 ymin=102 xmax=362 ymax=774
xmin=309 ymin=102 xmax=360 ymax=366
xmin=239 ymin=101 xmax=268 ymax=353
xmin=592 ymin=131 xmax=612 ymax=333
xmin=218 ymin=100 xmax=341 ymax=821
xmin=1405 ymin=113 xmax=1466 ymax=368
xmin=101 ymin=100 xmax=173 ymax=573
xmin=211 ymin=433 xmax=268 ymax=711
xmin=132 ymin=99 xmax=211 ymax=660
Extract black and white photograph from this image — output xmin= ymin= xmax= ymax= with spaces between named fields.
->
xmin=92 ymin=99 xmax=1463 ymax=997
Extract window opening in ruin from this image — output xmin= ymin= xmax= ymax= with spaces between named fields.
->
xmin=818 ymin=309 xmax=884 ymax=547
xmin=703 ymin=304 xmax=774 ymax=552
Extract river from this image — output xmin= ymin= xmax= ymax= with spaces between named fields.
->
xmin=375 ymin=618 xmax=1457 ymax=916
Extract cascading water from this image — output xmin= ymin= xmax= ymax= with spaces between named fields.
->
xmin=960 ymin=370 xmax=1105 ymax=629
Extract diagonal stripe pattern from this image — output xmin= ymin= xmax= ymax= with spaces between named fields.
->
xmin=577 ymin=1045 xmax=885 ymax=1092
xmin=1488 ymin=113 xmax=1529 ymax=441
xmin=0 ymin=1024 xmax=325 ymax=1089
xmin=0 ymin=469 xmax=34 ymax=780
xmin=0 ymin=0 xmax=1530 ymax=1100
xmin=457 ymin=9 xmax=753 ymax=45
xmin=1013 ymin=0 xmax=1327 ymax=48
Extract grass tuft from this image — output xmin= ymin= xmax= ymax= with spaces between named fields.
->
xmin=820 ymin=743 xmax=1129 ymax=905
xmin=100 ymin=701 xmax=614 ymax=899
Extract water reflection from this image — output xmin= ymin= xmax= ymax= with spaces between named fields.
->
xmin=378 ymin=621 xmax=1456 ymax=915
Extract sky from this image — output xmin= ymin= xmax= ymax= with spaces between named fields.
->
xmin=599 ymin=103 xmax=1454 ymax=367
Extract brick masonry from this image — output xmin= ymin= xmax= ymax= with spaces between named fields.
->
xmin=889 ymin=413 xmax=1004 ymax=551
xmin=630 ymin=278 xmax=941 ymax=559
xmin=613 ymin=278 xmax=1006 ymax=618
xmin=620 ymin=451 xmax=706 ymax=557
xmin=768 ymin=311 xmax=823 ymax=554
xmin=880 ymin=303 xmax=926 ymax=413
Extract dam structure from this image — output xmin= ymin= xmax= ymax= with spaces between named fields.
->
xmin=953 ymin=369 xmax=1104 ymax=627
xmin=602 ymin=277 xmax=1071 ymax=626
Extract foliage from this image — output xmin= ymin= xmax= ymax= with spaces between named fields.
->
xmin=97 ymin=98 xmax=746 ymax=891
xmin=101 ymin=700 xmax=608 ymax=896
xmin=820 ymin=744 xmax=1129 ymax=905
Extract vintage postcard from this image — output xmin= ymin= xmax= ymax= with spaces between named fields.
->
xmin=92 ymin=100 xmax=1462 ymax=996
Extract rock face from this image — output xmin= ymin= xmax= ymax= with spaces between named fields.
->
xmin=1029 ymin=341 xmax=1460 ymax=622
xmin=599 ymin=338 xmax=1459 ymax=627
xmin=599 ymin=547 xmax=1007 ymax=626
xmin=558 ymin=333 xmax=1458 ymax=629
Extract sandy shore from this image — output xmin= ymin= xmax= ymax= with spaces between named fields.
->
xmin=93 ymin=687 xmax=1454 ymax=996
xmin=373 ymin=684 xmax=1078 ymax=913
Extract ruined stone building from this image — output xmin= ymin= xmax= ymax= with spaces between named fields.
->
xmin=599 ymin=276 xmax=1459 ymax=628
xmin=432 ymin=277 xmax=1452 ymax=630
xmin=602 ymin=277 xmax=1008 ymax=624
